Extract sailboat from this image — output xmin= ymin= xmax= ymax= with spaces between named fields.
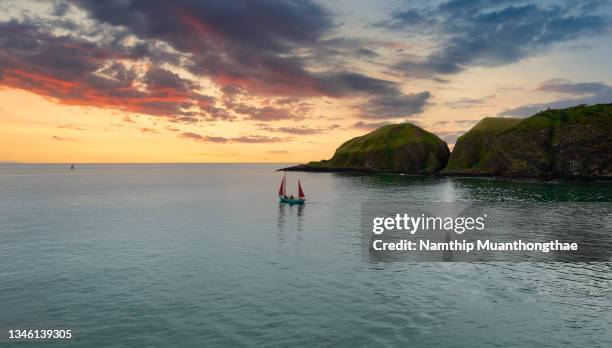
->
xmin=278 ymin=171 xmax=305 ymax=205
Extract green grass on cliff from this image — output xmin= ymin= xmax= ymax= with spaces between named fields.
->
xmin=444 ymin=117 xmax=519 ymax=171
xmin=334 ymin=123 xmax=440 ymax=155
xmin=306 ymin=123 xmax=448 ymax=172
xmin=477 ymin=104 xmax=612 ymax=177
xmin=469 ymin=117 xmax=520 ymax=133
xmin=510 ymin=104 xmax=612 ymax=132
xmin=443 ymin=103 xmax=612 ymax=177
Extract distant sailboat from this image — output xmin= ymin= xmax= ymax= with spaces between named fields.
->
xmin=70 ymin=164 xmax=75 ymax=170
xmin=278 ymin=171 xmax=305 ymax=205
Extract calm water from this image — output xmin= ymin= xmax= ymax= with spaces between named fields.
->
xmin=1 ymin=164 xmax=611 ymax=347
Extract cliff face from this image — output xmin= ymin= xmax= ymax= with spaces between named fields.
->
xmin=448 ymin=104 xmax=612 ymax=178
xmin=444 ymin=117 xmax=520 ymax=174
xmin=290 ymin=123 xmax=450 ymax=174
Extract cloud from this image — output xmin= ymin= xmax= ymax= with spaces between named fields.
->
xmin=501 ymin=79 xmax=612 ymax=117
xmin=52 ymin=135 xmax=76 ymax=141
xmin=73 ymin=0 xmax=389 ymax=98
xmin=0 ymin=20 xmax=223 ymax=122
xmin=181 ymin=132 xmax=228 ymax=143
xmin=259 ymin=124 xmax=340 ymax=135
xmin=57 ymin=124 xmax=87 ymax=131
xmin=434 ymin=119 xmax=479 ymax=128
xmin=354 ymin=48 xmax=379 ymax=59
xmin=535 ymin=78 xmax=610 ymax=95
xmin=444 ymin=96 xmax=494 ymax=109
xmin=376 ymin=8 xmax=433 ymax=31
xmin=221 ymin=87 xmax=311 ymax=122
xmin=262 ymin=127 xmax=323 ymax=135
xmin=122 ymin=115 xmax=135 ymax=123
xmin=435 ymin=130 xmax=465 ymax=144
xmin=315 ymin=72 xmax=398 ymax=97
xmin=140 ymin=127 xmax=159 ymax=134
xmin=0 ymin=1 xmax=433 ymax=124
xmin=74 ymin=0 xmax=333 ymax=54
xmin=71 ymin=0 xmax=430 ymax=112
xmin=246 ymin=106 xmax=300 ymax=121
xmin=453 ymin=119 xmax=480 ymax=127
xmin=165 ymin=125 xmax=180 ymax=132
xmin=353 ymin=121 xmax=391 ymax=130
xmin=381 ymin=0 xmax=611 ymax=79
xmin=232 ymin=135 xmax=288 ymax=143
xmin=180 ymin=132 xmax=288 ymax=143
xmin=358 ymin=91 xmax=430 ymax=119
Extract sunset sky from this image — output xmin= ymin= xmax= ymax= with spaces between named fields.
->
xmin=1 ymin=0 xmax=612 ymax=163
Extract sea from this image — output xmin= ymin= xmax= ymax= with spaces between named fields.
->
xmin=1 ymin=164 xmax=611 ymax=347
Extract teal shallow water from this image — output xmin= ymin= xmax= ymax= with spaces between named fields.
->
xmin=0 ymin=164 xmax=611 ymax=347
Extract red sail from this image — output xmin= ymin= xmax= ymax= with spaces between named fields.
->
xmin=278 ymin=176 xmax=285 ymax=196
xmin=298 ymin=181 xmax=305 ymax=198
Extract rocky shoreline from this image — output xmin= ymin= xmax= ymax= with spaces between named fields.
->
xmin=277 ymin=165 xmax=612 ymax=181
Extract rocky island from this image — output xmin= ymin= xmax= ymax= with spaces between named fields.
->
xmin=282 ymin=104 xmax=612 ymax=180
xmin=446 ymin=104 xmax=612 ymax=179
xmin=285 ymin=123 xmax=450 ymax=174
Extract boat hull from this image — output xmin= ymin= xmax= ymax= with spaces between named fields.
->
xmin=279 ymin=197 xmax=305 ymax=205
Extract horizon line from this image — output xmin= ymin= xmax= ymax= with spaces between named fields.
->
xmin=0 ymin=161 xmax=300 ymax=165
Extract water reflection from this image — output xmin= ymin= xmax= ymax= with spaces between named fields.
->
xmin=277 ymin=203 xmax=287 ymax=249
xmin=276 ymin=203 xmax=305 ymax=252
xmin=296 ymin=204 xmax=304 ymax=250
xmin=450 ymin=177 xmax=612 ymax=202
xmin=329 ymin=172 xmax=612 ymax=203
xmin=296 ymin=204 xmax=304 ymax=231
